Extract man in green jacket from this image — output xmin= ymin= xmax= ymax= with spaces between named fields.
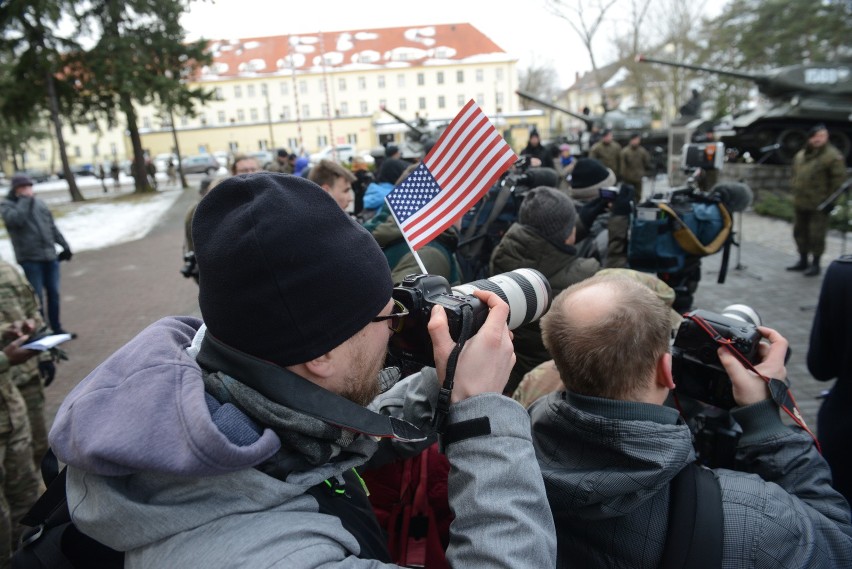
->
xmin=787 ymin=124 xmax=846 ymax=276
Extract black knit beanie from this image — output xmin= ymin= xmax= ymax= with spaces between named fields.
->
xmin=192 ymin=173 xmax=393 ymax=367
xmin=377 ymin=158 xmax=410 ymax=185
xmin=519 ymin=186 xmax=577 ymax=248
xmin=569 ymin=158 xmax=616 ymax=201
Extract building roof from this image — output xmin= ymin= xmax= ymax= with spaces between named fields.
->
xmin=201 ymin=23 xmax=512 ymax=80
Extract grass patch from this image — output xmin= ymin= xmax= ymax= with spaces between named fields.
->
xmin=753 ymin=191 xmax=851 ymax=232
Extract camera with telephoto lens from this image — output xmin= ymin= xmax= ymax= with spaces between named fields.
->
xmin=671 ymin=304 xmax=763 ymax=409
xmin=389 ymin=269 xmax=552 ymax=367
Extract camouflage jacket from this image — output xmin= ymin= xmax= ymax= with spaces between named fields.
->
xmin=589 ymin=141 xmax=622 ymax=177
xmin=791 ymin=143 xmax=846 ymax=211
xmin=619 ymin=145 xmax=651 ymax=184
xmin=264 ymin=160 xmax=293 ymax=174
xmin=0 ymin=260 xmax=45 ymax=386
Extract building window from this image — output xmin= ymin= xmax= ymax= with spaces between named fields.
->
xmin=399 ymin=98 xmax=407 ymax=111
xmin=358 ymin=76 xmax=366 ymax=89
xmin=281 ymin=106 xmax=290 ymax=120
xmin=234 ymin=85 xmax=242 ymax=98
xmin=340 ymin=102 xmax=349 ymax=115
xmin=287 ymin=137 xmax=299 ymax=150
xmin=92 ymin=144 xmax=99 ymax=157
xmin=142 ymin=117 xmax=151 ymax=129
xmin=39 ymin=149 xmax=47 ymax=161
xmin=397 ymin=74 xmax=405 ymax=87
xmin=456 ymin=70 xmax=464 ymax=83
xmin=476 ymin=68 xmax=484 ymax=82
xmin=318 ymin=79 xmax=326 ymax=93
xmin=261 ymin=83 xmax=268 ymax=96
xmin=302 ymin=104 xmax=310 ymax=118
xmin=317 ymin=135 xmax=328 ymax=147
xmin=476 ymin=93 xmax=484 ymax=106
xmin=110 ymin=143 xmax=117 ymax=155
xmin=247 ymin=84 xmax=256 ymax=97
xmin=496 ymin=68 xmax=504 ymax=81
xmin=496 ymin=92 xmax=504 ymax=105
xmin=200 ymin=114 xmax=207 ymax=126
xmin=299 ymin=80 xmax=307 ymax=94
xmin=379 ymin=98 xmax=386 ymax=110
xmin=321 ymin=103 xmax=329 ymax=117
xmin=378 ymin=75 xmax=386 ymax=88
xmin=237 ymin=109 xmax=245 ymax=122
xmin=215 ymin=87 xmax=224 ymax=99
xmin=347 ymin=133 xmax=358 ymax=144
xmin=218 ymin=110 xmax=226 ymax=123
xmin=180 ymin=116 xmax=189 ymax=126
xmin=437 ymin=71 xmax=444 ymax=85
xmin=250 ymin=108 xmax=258 ymax=121
xmin=438 ymin=95 xmax=445 ymax=109
xmin=458 ymin=94 xmax=465 ymax=106
xmin=417 ymin=72 xmax=425 ymax=86
xmin=418 ymin=97 xmax=426 ymax=110
xmin=74 ymin=146 xmax=81 ymax=158
xmin=338 ymin=77 xmax=347 ymax=91
xmin=280 ymin=81 xmax=289 ymax=95
xmin=360 ymin=100 xmax=368 ymax=114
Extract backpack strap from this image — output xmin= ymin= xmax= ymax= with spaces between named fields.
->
xmin=658 ymin=202 xmax=732 ymax=256
xmin=659 ymin=462 xmax=723 ymax=569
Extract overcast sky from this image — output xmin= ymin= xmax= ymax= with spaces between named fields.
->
xmin=180 ymin=0 xmax=720 ymax=89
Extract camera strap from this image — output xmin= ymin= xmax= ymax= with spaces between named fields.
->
xmin=432 ymin=304 xmax=475 ymax=435
xmin=684 ymin=313 xmax=821 ymax=452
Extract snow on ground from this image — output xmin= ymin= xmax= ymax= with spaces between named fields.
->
xmin=0 ymin=176 xmax=183 ymax=262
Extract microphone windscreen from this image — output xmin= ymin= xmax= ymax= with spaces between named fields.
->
xmin=712 ymin=182 xmax=753 ymax=213
xmin=519 ymin=167 xmax=561 ymax=188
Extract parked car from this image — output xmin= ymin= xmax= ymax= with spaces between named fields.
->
xmin=309 ymin=145 xmax=374 ymax=166
xmin=180 ymin=154 xmax=220 ymax=175
xmin=13 ymin=168 xmax=52 ymax=183
xmin=213 ymin=151 xmax=230 ymax=169
xmin=248 ymin=150 xmax=275 ymax=169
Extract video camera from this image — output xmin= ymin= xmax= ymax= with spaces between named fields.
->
xmin=389 ymin=269 xmax=552 ymax=367
xmin=682 ymin=142 xmax=725 ymax=172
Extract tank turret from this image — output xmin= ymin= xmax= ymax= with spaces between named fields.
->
xmin=637 ymin=55 xmax=852 ymax=165
xmin=379 ymin=105 xmax=445 ymax=160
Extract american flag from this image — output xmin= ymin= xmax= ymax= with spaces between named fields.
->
xmin=385 ymin=100 xmax=518 ymax=250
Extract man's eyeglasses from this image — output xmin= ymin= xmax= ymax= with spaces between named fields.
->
xmin=372 ymin=299 xmax=409 ymax=333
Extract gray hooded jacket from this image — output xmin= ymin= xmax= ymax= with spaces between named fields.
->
xmin=50 ymin=316 xmax=556 ymax=568
xmin=1 ymin=194 xmax=69 ymax=263
xmin=530 ymin=390 xmax=852 ymax=568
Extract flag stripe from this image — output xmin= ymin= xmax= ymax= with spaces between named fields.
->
xmin=426 ymin=105 xmax=487 ymax=179
xmin=432 ymin=118 xmax=496 ymax=188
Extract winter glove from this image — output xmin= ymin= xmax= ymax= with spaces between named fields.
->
xmin=38 ymin=360 xmax=56 ymax=387
xmin=611 ymin=184 xmax=635 ymax=216
xmin=58 ymin=248 xmax=73 ymax=262
xmin=579 ymin=197 xmax=609 ymax=230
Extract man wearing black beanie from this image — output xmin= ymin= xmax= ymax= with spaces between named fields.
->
xmin=49 ymin=173 xmax=556 ymax=567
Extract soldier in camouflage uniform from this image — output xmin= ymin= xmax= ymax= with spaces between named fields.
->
xmin=589 ymin=129 xmax=622 ymax=179
xmin=512 ymin=268 xmax=681 ymax=409
xmin=619 ymin=133 xmax=651 ymax=197
xmin=787 ymin=124 xmax=847 ymax=277
xmin=264 ymin=149 xmax=293 ymax=174
xmin=0 ymin=325 xmax=41 ymax=567
xmin=0 ymin=260 xmax=53 ymax=467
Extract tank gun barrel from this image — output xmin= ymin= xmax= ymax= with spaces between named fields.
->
xmin=636 ymin=55 xmax=765 ymax=84
xmin=515 ymin=90 xmax=595 ymax=130
xmin=379 ymin=104 xmax=425 ymax=137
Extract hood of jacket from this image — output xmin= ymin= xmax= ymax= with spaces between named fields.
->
xmin=49 ymin=316 xmax=281 ymax=477
xmin=529 ymin=391 xmax=694 ymax=521
xmin=490 ymin=223 xmax=599 ymax=292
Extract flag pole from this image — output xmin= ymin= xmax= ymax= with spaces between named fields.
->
xmin=385 ymin=197 xmax=428 ymax=274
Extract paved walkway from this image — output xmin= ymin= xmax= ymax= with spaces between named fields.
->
xmin=43 ymin=185 xmax=849 ymax=432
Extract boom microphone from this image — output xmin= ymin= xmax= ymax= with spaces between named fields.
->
xmin=712 ymin=182 xmax=753 ymax=213
xmin=515 ymin=167 xmax=561 ymax=189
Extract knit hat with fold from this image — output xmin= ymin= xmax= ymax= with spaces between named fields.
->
xmin=192 ymin=173 xmax=392 ymax=367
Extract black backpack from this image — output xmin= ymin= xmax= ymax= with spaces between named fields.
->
xmin=12 ymin=453 xmax=124 ymax=569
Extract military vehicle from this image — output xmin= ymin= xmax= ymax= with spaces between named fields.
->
xmin=516 ymin=90 xmax=668 ymax=168
xmin=638 ymin=56 xmax=852 ymax=166
xmin=378 ymin=105 xmax=447 ymax=160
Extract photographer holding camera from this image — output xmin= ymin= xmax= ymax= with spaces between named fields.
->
xmin=45 ymin=174 xmax=556 ymax=567
xmin=531 ymin=272 xmax=852 ymax=568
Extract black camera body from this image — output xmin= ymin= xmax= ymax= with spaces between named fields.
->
xmin=671 ymin=309 xmax=762 ymax=409
xmin=180 ymin=251 xmax=198 ymax=280
xmin=389 ymin=274 xmax=487 ymax=367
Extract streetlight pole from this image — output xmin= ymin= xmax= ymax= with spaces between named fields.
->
xmin=264 ymin=88 xmax=275 ymax=150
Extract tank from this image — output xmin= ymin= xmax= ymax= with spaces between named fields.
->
xmin=638 ymin=56 xmax=852 ymax=166
xmin=379 ymin=105 xmax=446 ymax=160
xmin=516 ymin=90 xmax=668 ymax=167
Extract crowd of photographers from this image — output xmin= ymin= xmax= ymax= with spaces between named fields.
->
xmin=2 ymin=126 xmax=849 ymax=567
